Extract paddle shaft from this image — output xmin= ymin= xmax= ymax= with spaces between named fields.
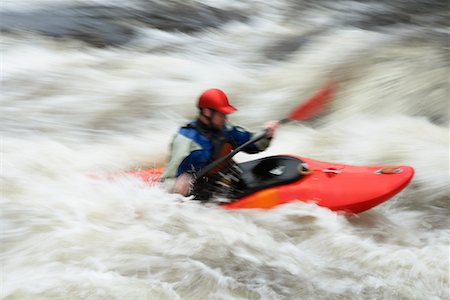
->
xmin=195 ymin=118 xmax=291 ymax=179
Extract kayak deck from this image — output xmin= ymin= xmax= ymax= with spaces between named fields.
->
xmin=222 ymin=156 xmax=414 ymax=213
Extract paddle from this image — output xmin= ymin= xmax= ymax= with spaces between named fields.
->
xmin=195 ymin=82 xmax=336 ymax=179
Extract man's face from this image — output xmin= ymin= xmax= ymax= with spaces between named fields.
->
xmin=211 ymin=110 xmax=227 ymax=129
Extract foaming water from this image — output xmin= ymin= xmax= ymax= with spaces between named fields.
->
xmin=1 ymin=0 xmax=449 ymax=299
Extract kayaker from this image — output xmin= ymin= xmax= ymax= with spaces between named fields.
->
xmin=161 ymin=88 xmax=279 ymax=197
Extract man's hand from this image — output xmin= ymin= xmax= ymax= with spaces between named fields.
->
xmin=172 ymin=173 xmax=194 ymax=196
xmin=264 ymin=120 xmax=279 ymax=139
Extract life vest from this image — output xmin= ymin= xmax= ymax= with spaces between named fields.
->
xmin=184 ymin=122 xmax=235 ymax=176
xmin=208 ymin=137 xmax=234 ymax=175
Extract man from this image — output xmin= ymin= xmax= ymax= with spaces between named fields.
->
xmin=161 ymin=88 xmax=279 ymax=197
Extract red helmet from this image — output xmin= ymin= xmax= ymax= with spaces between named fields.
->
xmin=197 ymin=88 xmax=236 ymax=114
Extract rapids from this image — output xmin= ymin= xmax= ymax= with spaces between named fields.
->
xmin=1 ymin=1 xmax=449 ymax=299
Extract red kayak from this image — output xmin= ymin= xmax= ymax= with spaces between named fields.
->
xmin=128 ymin=155 xmax=414 ymax=214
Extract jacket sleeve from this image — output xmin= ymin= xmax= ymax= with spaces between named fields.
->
xmin=176 ymin=149 xmax=210 ymax=176
xmin=226 ymin=123 xmax=272 ymax=154
xmin=160 ymin=133 xmax=202 ymax=179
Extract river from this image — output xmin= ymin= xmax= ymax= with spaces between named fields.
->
xmin=1 ymin=0 xmax=449 ymax=299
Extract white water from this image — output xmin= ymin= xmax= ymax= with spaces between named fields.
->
xmin=1 ymin=1 xmax=449 ymax=299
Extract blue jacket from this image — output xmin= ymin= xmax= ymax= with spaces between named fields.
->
xmin=161 ymin=121 xmax=271 ymax=179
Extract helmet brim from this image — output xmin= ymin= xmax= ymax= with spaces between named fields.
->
xmin=216 ymin=105 xmax=237 ymax=114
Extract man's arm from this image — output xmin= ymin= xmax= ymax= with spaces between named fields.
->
xmin=172 ymin=173 xmax=194 ymax=196
xmin=226 ymin=121 xmax=279 ymax=153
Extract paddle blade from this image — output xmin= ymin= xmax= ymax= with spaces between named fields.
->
xmin=288 ymin=82 xmax=336 ymax=121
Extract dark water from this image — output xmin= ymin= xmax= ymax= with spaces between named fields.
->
xmin=1 ymin=0 xmax=448 ymax=47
